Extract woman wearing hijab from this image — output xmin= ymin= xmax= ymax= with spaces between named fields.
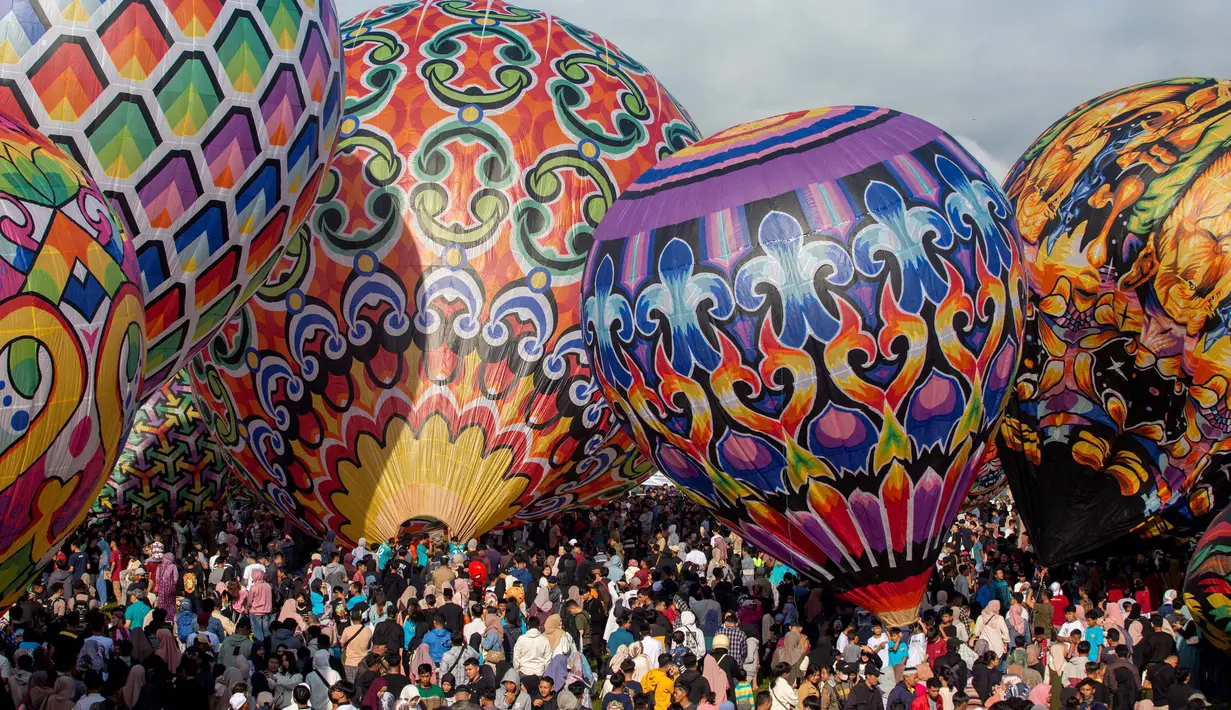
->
xmin=37 ymin=675 xmax=76 ymax=710
xmin=156 ymin=553 xmax=179 ymax=615
xmin=972 ymin=600 xmax=1010 ymax=658
xmin=279 ymin=598 xmax=307 ymax=634
xmin=543 ymin=615 xmax=575 ymax=658
xmin=530 ymin=585 xmax=553 ymax=625
xmin=771 ymin=627 xmax=809 ymax=684
xmin=131 ymin=629 xmax=157 ymax=665
xmin=1026 ymin=682 xmax=1050 ymax=710
xmin=352 ymin=538 xmax=370 ymax=568
xmin=155 ymin=628 xmax=182 ymax=673
xmin=702 ymin=651 xmax=731 ymax=703
xmin=122 ymin=665 xmax=155 ymax=710
xmin=1045 ymin=644 xmax=1067 ymax=710
xmin=224 ymin=656 xmax=251 ymax=694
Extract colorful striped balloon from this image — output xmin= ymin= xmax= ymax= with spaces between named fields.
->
xmin=1184 ymin=503 xmax=1231 ymax=651
xmin=582 ymin=107 xmax=1025 ymax=624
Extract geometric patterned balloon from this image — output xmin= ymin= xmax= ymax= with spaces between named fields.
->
xmin=582 ymin=107 xmax=1025 ymax=625
xmin=0 ymin=0 xmax=344 ymax=398
xmin=0 ymin=112 xmax=145 ymax=607
xmin=188 ymin=0 xmax=697 ymax=547
xmin=94 ymin=369 xmax=233 ymax=517
xmin=1183 ymin=503 xmax=1231 ymax=651
xmin=998 ymin=77 xmax=1231 ymax=563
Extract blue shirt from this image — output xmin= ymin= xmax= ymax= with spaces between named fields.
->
xmin=888 ymin=640 xmax=909 ymax=666
xmin=1085 ymin=626 xmax=1104 ymax=661
xmin=126 ymin=600 xmax=151 ymax=629
xmin=607 ymin=628 xmax=634 ymax=656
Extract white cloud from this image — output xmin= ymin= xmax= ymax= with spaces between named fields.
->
xmin=951 ymin=134 xmax=1011 ymax=184
xmin=334 ymin=0 xmax=1231 ymax=170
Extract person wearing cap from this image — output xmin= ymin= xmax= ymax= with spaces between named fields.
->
xmin=847 ymin=664 xmax=883 ymax=710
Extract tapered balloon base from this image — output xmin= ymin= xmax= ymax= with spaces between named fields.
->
xmin=838 ymin=569 xmax=931 ymax=628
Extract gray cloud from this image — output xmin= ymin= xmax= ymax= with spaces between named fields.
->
xmin=335 ymin=0 xmax=1231 ymax=173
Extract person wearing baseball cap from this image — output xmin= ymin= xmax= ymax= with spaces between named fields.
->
xmin=847 ymin=663 xmax=883 ymax=710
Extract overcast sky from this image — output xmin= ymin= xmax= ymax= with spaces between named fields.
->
xmin=335 ymin=0 xmax=1231 ymax=181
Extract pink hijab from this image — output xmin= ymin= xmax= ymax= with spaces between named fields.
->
xmin=155 ymin=628 xmax=182 ymax=672
xmin=702 ymin=654 xmax=730 ymax=703
xmin=1027 ymin=683 xmax=1050 ymax=707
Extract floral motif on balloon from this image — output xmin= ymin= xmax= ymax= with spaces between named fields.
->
xmin=998 ymin=77 xmax=1231 ymax=562
xmin=188 ymin=0 xmax=697 ymax=545
xmin=0 ymin=113 xmax=145 ymax=606
xmin=582 ymin=107 xmax=1024 ymax=623
xmin=0 ymin=0 xmax=345 ymax=396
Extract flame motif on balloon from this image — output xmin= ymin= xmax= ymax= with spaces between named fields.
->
xmin=188 ymin=0 xmax=697 ymax=546
xmin=998 ymin=77 xmax=1231 ymax=562
xmin=0 ymin=0 xmax=345 ymax=396
xmin=0 ymin=113 xmax=145 ymax=607
xmin=95 ymin=370 xmax=235 ymax=516
xmin=582 ymin=107 xmax=1024 ymax=623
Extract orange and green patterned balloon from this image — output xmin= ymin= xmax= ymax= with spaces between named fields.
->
xmin=188 ymin=1 xmax=696 ymax=546
xmin=0 ymin=0 xmax=345 ymax=397
xmin=0 ymin=113 xmax=145 ymax=607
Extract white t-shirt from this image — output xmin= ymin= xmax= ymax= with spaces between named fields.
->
xmin=1058 ymin=620 xmax=1086 ymax=639
xmin=74 ymin=692 xmax=105 ymax=710
xmin=243 ymin=562 xmax=267 ymax=587
xmin=867 ymin=632 xmax=890 ymax=667
xmin=463 ymin=618 xmax=486 ymax=642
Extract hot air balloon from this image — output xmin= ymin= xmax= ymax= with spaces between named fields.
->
xmin=998 ymin=77 xmax=1231 ymax=563
xmin=187 ymin=0 xmax=698 ymax=546
xmin=961 ymin=436 xmax=1008 ymax=512
xmin=95 ymin=369 xmax=234 ymax=516
xmin=1183 ymin=503 xmax=1231 ymax=651
xmin=581 ymin=107 xmax=1025 ymax=624
xmin=0 ymin=0 xmax=345 ymax=397
xmin=0 ymin=113 xmax=145 ymax=607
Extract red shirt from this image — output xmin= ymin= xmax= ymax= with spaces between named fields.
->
xmin=1050 ymin=593 xmax=1070 ymax=621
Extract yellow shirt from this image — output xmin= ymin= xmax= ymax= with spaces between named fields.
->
xmin=642 ymin=669 xmax=675 ymax=710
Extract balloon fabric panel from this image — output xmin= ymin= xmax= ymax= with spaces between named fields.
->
xmin=999 ymin=77 xmax=1231 ymax=563
xmin=0 ymin=0 xmax=345 ymax=397
xmin=1184 ymin=503 xmax=1231 ymax=651
xmin=96 ymin=369 xmax=234 ymax=516
xmin=188 ymin=0 xmax=698 ymax=546
xmin=961 ymin=433 xmax=1008 ymax=512
xmin=582 ymin=107 xmax=1025 ymax=624
xmin=0 ymin=112 xmax=145 ymax=607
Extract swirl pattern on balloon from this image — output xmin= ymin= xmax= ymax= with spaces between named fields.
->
xmin=0 ymin=0 xmax=345 ymax=396
xmin=96 ymin=369 xmax=234 ymax=516
xmin=188 ymin=0 xmax=697 ymax=545
xmin=998 ymin=77 xmax=1231 ymax=562
xmin=582 ymin=107 xmax=1025 ymax=622
xmin=0 ymin=112 xmax=145 ymax=606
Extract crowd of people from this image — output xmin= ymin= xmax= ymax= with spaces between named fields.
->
xmin=0 ymin=485 xmax=1218 ymax=710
